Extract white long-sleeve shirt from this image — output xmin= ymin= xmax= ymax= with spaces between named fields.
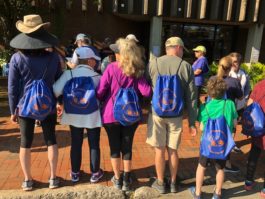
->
xmin=53 ymin=64 xmax=102 ymax=128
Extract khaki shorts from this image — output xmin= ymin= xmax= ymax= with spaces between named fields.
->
xmin=146 ymin=113 xmax=182 ymax=150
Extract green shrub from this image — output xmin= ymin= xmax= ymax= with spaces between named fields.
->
xmin=241 ymin=63 xmax=265 ymax=89
xmin=206 ymin=62 xmax=265 ymax=89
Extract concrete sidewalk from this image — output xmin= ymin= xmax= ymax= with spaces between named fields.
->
xmin=0 ymin=86 xmax=264 ymax=198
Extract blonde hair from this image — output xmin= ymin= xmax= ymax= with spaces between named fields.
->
xmin=217 ymin=56 xmax=232 ymax=79
xmin=116 ymin=38 xmax=145 ymax=78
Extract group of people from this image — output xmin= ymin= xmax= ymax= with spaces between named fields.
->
xmin=7 ymin=14 xmax=265 ymax=199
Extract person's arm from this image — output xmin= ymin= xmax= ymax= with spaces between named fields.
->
xmin=181 ymin=62 xmax=197 ymax=128
xmin=194 ymin=68 xmax=203 ymax=76
xmin=53 ymin=71 xmax=69 ymax=98
xmin=247 ymin=98 xmax=254 ymax=106
xmin=67 ymin=50 xmax=78 ymax=68
xmin=137 ymin=77 xmax=152 ymax=98
xmin=8 ymin=54 xmax=21 ymax=123
xmin=8 ymin=54 xmax=20 ymax=115
xmin=193 ymin=58 xmax=204 ymax=76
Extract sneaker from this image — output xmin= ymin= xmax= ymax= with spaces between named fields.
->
xmin=151 ymin=179 xmax=166 ymax=194
xmin=122 ymin=177 xmax=132 ymax=191
xmin=212 ymin=191 xmax=221 ymax=199
xmin=232 ymin=146 xmax=242 ymax=153
xmin=90 ymin=169 xmax=104 ymax=183
xmin=49 ymin=178 xmax=59 ymax=189
xmin=111 ymin=176 xmax=122 ymax=190
xmin=224 ymin=165 xmax=240 ymax=173
xmin=260 ymin=188 xmax=265 ymax=198
xmin=170 ymin=181 xmax=177 ymax=193
xmin=71 ymin=171 xmax=80 ymax=183
xmin=244 ymin=180 xmax=255 ymax=191
xmin=21 ymin=180 xmax=33 ymax=191
xmin=189 ymin=186 xmax=201 ymax=199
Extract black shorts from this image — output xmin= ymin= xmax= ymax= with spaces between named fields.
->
xmin=19 ymin=114 xmax=57 ymax=148
xmin=199 ymin=155 xmax=226 ymax=170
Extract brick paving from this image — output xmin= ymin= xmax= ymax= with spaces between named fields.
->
xmin=0 ymin=84 xmax=264 ymax=198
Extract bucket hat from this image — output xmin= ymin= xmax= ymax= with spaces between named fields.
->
xmin=10 ymin=28 xmax=58 ymax=50
xmin=16 ymin=14 xmax=50 ymax=34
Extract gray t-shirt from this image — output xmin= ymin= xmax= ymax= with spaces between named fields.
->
xmin=147 ymin=55 xmax=197 ymax=127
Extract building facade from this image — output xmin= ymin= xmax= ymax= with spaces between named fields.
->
xmin=44 ymin=0 xmax=265 ymax=63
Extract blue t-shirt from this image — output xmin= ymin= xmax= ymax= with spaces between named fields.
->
xmin=192 ymin=56 xmax=208 ymax=86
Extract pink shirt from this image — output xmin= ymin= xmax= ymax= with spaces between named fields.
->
xmin=96 ymin=62 xmax=152 ymax=124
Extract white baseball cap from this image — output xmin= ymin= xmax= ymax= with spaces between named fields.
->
xmin=76 ymin=47 xmax=100 ymax=60
xmin=126 ymin=34 xmax=139 ymax=42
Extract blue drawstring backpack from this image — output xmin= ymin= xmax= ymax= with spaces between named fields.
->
xmin=200 ymin=101 xmax=235 ymax=160
xmin=112 ymin=66 xmax=142 ymax=126
xmin=242 ymin=100 xmax=265 ymax=137
xmin=63 ymin=69 xmax=99 ymax=114
xmin=18 ymin=54 xmax=55 ymax=121
xmin=152 ymin=59 xmax=183 ymax=117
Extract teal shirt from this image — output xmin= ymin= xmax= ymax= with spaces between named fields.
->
xmin=198 ymin=99 xmax=238 ymax=133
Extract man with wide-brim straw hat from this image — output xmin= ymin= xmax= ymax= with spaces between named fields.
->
xmin=8 ymin=14 xmax=61 ymax=191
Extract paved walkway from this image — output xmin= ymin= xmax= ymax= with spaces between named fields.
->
xmin=0 ymin=85 xmax=264 ymax=198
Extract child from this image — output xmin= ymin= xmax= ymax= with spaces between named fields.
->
xmin=189 ymin=77 xmax=238 ymax=199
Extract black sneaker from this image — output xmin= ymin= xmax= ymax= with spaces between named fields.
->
xmin=111 ymin=176 xmax=122 ymax=190
xmin=122 ymin=177 xmax=132 ymax=191
xmin=224 ymin=165 xmax=240 ymax=173
xmin=151 ymin=179 xmax=166 ymax=194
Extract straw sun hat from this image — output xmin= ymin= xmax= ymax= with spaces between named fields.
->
xmin=16 ymin=14 xmax=50 ymax=34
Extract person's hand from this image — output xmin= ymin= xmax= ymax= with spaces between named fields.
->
xmin=189 ymin=126 xmax=197 ymax=137
xmin=56 ymin=104 xmax=64 ymax=117
xmin=10 ymin=114 xmax=18 ymax=124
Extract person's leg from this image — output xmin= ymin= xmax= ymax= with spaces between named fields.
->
xmin=155 ymin=147 xmax=166 ymax=183
xmin=146 ymin=113 xmax=167 ymax=193
xmin=87 ymin=127 xmax=101 ymax=173
xmin=104 ymin=124 xmax=122 ymax=180
xmin=69 ymin=126 xmax=84 ymax=173
xmin=166 ymin=116 xmax=182 ymax=184
xmin=121 ymin=123 xmax=138 ymax=172
xmin=246 ymin=143 xmax=261 ymax=184
xmin=167 ymin=148 xmax=179 ymax=183
xmin=214 ymin=159 xmax=226 ymax=196
xmin=215 ymin=169 xmax=225 ymax=195
xmin=19 ymin=117 xmax=35 ymax=181
xmin=41 ymin=114 xmax=58 ymax=180
xmin=195 ymin=156 xmax=207 ymax=196
xmin=121 ymin=123 xmax=138 ymax=190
